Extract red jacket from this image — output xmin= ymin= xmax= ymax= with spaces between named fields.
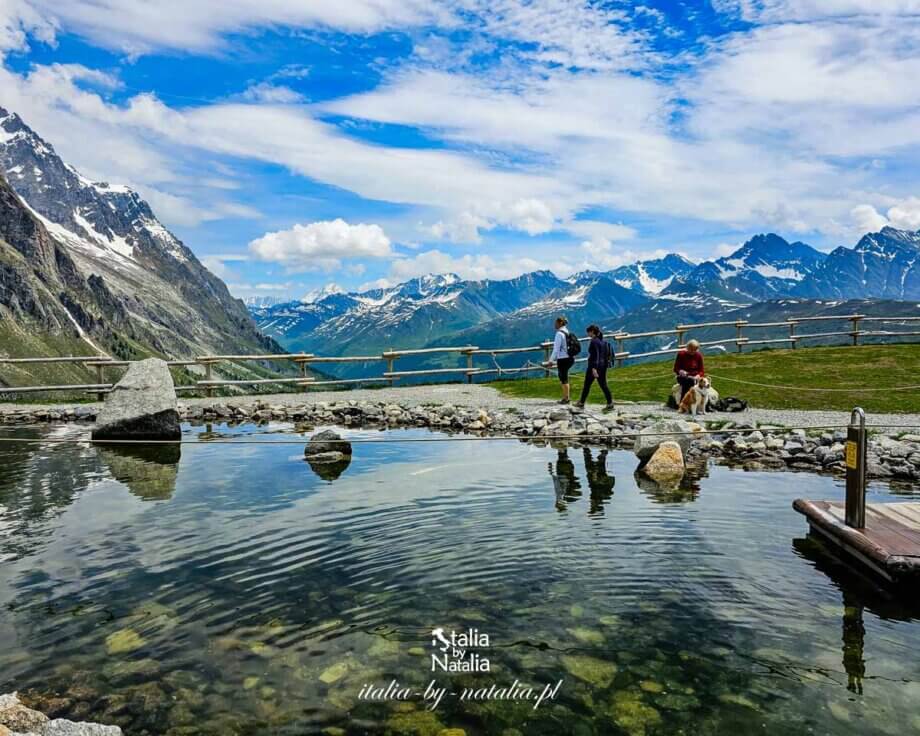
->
xmin=674 ymin=349 xmax=704 ymax=377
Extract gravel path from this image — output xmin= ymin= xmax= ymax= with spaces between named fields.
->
xmin=5 ymin=384 xmax=919 ymax=431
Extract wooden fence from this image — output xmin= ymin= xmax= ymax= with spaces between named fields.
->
xmin=2 ymin=313 xmax=920 ymax=399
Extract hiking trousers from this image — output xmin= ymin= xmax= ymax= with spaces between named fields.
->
xmin=580 ymin=368 xmax=612 ymax=405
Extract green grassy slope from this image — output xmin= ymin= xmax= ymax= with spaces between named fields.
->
xmin=491 ymin=343 xmax=920 ymax=413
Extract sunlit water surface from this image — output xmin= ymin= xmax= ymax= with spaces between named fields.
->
xmin=1 ymin=423 xmax=919 ymax=736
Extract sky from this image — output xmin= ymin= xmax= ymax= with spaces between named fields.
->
xmin=1 ymin=0 xmax=919 ymax=300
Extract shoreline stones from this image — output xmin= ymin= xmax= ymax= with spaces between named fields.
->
xmin=91 ymin=358 xmax=180 ymax=442
xmin=0 ymin=692 xmax=121 ymax=735
xmin=2 ymin=397 xmax=920 ymax=483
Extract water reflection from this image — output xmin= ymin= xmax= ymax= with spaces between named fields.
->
xmin=97 ymin=444 xmax=181 ymax=501
xmin=305 ymin=453 xmax=351 ymax=481
xmin=1 ymin=425 xmax=920 ymax=735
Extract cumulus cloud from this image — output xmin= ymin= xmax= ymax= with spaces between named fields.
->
xmin=240 ymin=83 xmax=304 ymax=104
xmin=852 ymin=197 xmax=920 ymax=233
xmin=579 ymin=238 xmax=674 ymax=271
xmin=249 ymin=218 xmax=393 ymax=271
xmin=388 ymin=249 xmax=575 ymax=282
xmin=850 ymin=204 xmax=889 ymax=234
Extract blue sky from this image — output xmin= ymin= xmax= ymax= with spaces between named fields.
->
xmin=1 ymin=0 xmax=919 ymax=300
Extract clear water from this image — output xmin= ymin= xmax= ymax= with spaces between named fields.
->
xmin=1 ymin=423 xmax=919 ymax=736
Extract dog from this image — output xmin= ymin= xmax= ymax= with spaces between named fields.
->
xmin=678 ymin=376 xmax=714 ymax=416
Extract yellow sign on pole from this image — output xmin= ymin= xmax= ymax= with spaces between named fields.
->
xmin=845 ymin=441 xmax=858 ymax=470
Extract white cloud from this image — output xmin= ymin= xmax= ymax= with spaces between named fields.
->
xmin=249 ymin=218 xmax=393 ymax=271
xmin=388 ymin=249 xmax=575 ymax=282
xmin=578 ymin=238 xmax=672 ymax=271
xmin=138 ymin=187 xmax=262 ymax=227
xmin=850 ymin=204 xmax=889 ymax=233
xmin=887 ymin=197 xmax=920 ymax=231
xmin=240 ymin=83 xmax=304 ymax=104
xmin=714 ymin=0 xmax=920 ymax=22
xmin=712 ymin=242 xmax=742 ymax=258
xmin=10 ymin=0 xmax=449 ymax=54
xmin=850 ymin=197 xmax=920 ymax=233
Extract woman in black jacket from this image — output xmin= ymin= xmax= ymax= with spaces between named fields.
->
xmin=574 ymin=325 xmax=613 ymax=411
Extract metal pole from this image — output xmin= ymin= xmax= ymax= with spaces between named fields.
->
xmin=845 ymin=407 xmax=867 ymax=528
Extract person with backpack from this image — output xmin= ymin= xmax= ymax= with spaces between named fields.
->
xmin=548 ymin=316 xmax=579 ymax=404
xmin=573 ymin=324 xmax=614 ymax=411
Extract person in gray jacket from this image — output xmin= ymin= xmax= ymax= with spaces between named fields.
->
xmin=548 ymin=316 xmax=575 ymax=404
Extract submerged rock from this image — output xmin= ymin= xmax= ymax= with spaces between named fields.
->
xmin=91 ymin=359 xmax=180 ymax=441
xmin=561 ymin=655 xmax=617 ymax=687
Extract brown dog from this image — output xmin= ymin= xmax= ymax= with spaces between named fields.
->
xmin=678 ymin=376 xmax=712 ymax=416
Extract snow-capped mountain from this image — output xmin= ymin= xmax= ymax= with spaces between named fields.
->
xmin=301 ymin=283 xmax=345 ymax=304
xmin=0 ymin=105 xmax=274 ymax=364
xmin=608 ymin=253 xmax=695 ymax=295
xmin=666 ymin=234 xmax=827 ymax=302
xmin=795 ymin=227 xmax=920 ymax=300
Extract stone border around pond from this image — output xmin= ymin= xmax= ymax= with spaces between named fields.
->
xmin=2 ymin=400 xmax=920 ymax=483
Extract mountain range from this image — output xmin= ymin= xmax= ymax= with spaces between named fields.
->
xmin=0 ymin=106 xmax=279 ymax=389
xmin=253 ymin=227 xmax=920 ymax=377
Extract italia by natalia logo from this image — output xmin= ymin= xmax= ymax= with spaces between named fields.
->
xmin=430 ymin=627 xmax=491 ymax=673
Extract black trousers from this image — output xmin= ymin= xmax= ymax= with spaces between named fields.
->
xmin=579 ymin=368 xmax=612 ymax=404
xmin=677 ymin=374 xmax=697 ymax=398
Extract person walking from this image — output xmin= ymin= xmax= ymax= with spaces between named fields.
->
xmin=548 ymin=316 xmax=576 ymax=404
xmin=573 ymin=325 xmax=613 ymax=411
xmin=673 ymin=338 xmax=705 ymax=399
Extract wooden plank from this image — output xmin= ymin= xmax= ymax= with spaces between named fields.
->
xmin=0 ymin=356 xmax=108 ymax=364
xmin=195 ymin=354 xmax=311 ymax=361
xmin=381 ymin=346 xmax=477 ymax=358
xmin=794 ymin=500 xmax=920 ymax=583
xmin=0 ymin=383 xmax=113 ymax=393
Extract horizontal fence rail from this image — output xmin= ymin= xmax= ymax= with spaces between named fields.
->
xmin=2 ymin=313 xmax=920 ymax=398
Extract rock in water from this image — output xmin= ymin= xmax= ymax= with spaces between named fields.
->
xmin=1 ymin=693 xmax=123 ymax=734
xmin=304 ymin=430 xmax=352 ymax=461
xmin=641 ymin=441 xmax=685 ymax=487
xmin=91 ymin=358 xmax=180 ymax=441
xmin=633 ymin=420 xmax=696 ymax=463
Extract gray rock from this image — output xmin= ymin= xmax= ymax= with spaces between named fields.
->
xmin=304 ymin=430 xmax=352 ymax=459
xmin=633 ymin=419 xmax=696 ymax=462
xmin=784 ymin=441 xmax=805 ymax=455
xmin=91 ymin=358 xmax=180 ymax=441
xmin=42 ymin=719 xmax=123 ymax=735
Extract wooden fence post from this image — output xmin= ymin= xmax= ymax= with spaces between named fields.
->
xmin=789 ymin=320 xmax=797 ymax=349
xmin=851 ymin=316 xmax=862 ymax=346
xmin=735 ymin=322 xmax=745 ymax=353
xmin=676 ymin=329 xmax=686 ymax=349
xmin=204 ymin=360 xmax=214 ymax=398
xmin=465 ymin=350 xmax=474 ymax=384
xmin=615 ymin=335 xmax=625 ymax=368
xmin=543 ymin=344 xmax=552 ymax=378
xmin=95 ymin=363 xmax=105 ymax=402
xmin=386 ymin=351 xmax=395 ymax=387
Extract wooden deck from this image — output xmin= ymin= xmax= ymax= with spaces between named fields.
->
xmin=794 ymin=500 xmax=920 ymax=584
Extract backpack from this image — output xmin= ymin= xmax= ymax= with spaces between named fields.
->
xmin=564 ymin=330 xmax=581 ymax=358
xmin=714 ymin=397 xmax=748 ymax=412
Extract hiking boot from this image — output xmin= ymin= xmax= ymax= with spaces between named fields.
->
xmin=572 ymin=402 xmax=585 ymax=409
xmin=557 ymin=398 xmax=570 ymax=405
xmin=602 ymin=403 xmax=615 ymax=413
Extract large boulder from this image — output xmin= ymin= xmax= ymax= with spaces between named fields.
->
xmin=304 ymin=430 xmax=352 ymax=461
xmin=641 ymin=441 xmax=685 ymax=484
xmin=633 ymin=420 xmax=697 ymax=463
xmin=1 ymin=692 xmax=123 ymax=734
xmin=92 ymin=359 xmax=180 ymax=441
